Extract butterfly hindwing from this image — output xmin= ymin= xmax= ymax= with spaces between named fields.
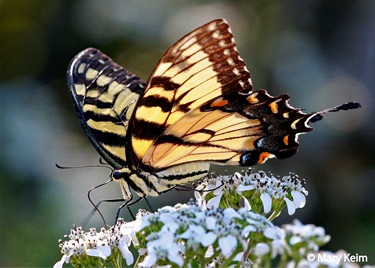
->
xmin=68 ymin=48 xmax=146 ymax=168
xmin=142 ymin=88 xmax=318 ymax=170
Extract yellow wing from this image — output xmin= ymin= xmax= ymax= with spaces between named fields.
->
xmin=129 ymin=19 xmax=252 ymax=163
xmin=142 ymin=89 xmax=319 ymax=170
xmin=128 ymin=18 xmax=359 ymax=175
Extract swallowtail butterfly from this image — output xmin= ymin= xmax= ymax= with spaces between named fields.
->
xmin=67 ymin=19 xmax=360 ymax=201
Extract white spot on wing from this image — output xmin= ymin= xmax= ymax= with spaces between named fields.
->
xmin=212 ymin=30 xmax=220 ymax=38
xmin=219 ymin=40 xmax=226 ymax=47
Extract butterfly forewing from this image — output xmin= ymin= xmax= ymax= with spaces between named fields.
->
xmin=130 ymin=19 xmax=253 ymax=164
xmin=68 ymin=48 xmax=146 ymax=168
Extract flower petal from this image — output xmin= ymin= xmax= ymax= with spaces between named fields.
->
xmin=242 ymin=197 xmax=252 ymax=210
xmin=205 ymin=216 xmax=217 ymax=230
xmin=291 ymin=190 xmax=306 ymax=208
xmin=264 ymin=226 xmax=283 ymax=240
xmin=289 ymin=236 xmax=302 ymax=245
xmin=86 ymin=248 xmax=108 ymax=260
xmin=284 ymin=197 xmax=296 ymax=215
xmin=223 ymin=208 xmax=241 ymax=219
xmin=206 ymin=192 xmax=223 ymax=209
xmin=237 ymin=184 xmax=255 ymax=193
xmin=53 ymin=254 xmax=70 ymax=268
xmin=138 ymin=254 xmax=157 ymax=267
xmin=242 ymin=225 xmax=256 ymax=237
xmin=254 ymin=242 xmax=270 ymax=256
xmin=119 ymin=238 xmax=134 ymax=266
xmin=201 ymin=232 xmax=217 ymax=247
xmin=218 ymin=235 xmax=237 ymax=257
xmin=260 ymin=192 xmax=272 ymax=213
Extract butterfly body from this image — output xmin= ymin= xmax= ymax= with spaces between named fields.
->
xmin=67 ymin=19 xmax=360 ymax=201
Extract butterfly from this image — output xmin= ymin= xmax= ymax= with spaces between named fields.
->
xmin=67 ymin=19 xmax=360 ymax=202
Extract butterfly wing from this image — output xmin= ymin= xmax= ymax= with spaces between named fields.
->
xmin=66 ymin=21 xmax=360 ymax=198
xmin=128 ymin=19 xmax=330 ymax=172
xmin=67 ymin=48 xmax=146 ymax=169
xmin=129 ymin=19 xmax=253 ymax=166
xmin=143 ymin=89 xmax=318 ymax=170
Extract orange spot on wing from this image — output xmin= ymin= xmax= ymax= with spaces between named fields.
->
xmin=246 ymin=92 xmax=259 ymax=104
xmin=269 ymin=101 xmax=278 ymax=113
xmin=210 ymin=99 xmax=228 ymax=108
xmin=257 ymin=152 xmax=271 ymax=164
xmin=247 ymin=96 xmax=258 ymax=104
xmin=283 ymin=135 xmax=289 ymax=145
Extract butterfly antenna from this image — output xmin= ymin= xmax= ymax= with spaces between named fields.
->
xmin=55 ymin=162 xmax=113 ymax=171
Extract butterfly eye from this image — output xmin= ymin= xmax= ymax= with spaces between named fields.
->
xmin=112 ymin=170 xmax=123 ymax=180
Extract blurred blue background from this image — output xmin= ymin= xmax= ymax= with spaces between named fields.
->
xmin=0 ymin=0 xmax=374 ymax=266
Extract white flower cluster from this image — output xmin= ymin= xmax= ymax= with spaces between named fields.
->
xmin=252 ymin=219 xmax=331 ymax=263
xmin=55 ymin=171 xmax=371 ymax=267
xmin=54 ymin=219 xmax=134 ymax=268
xmin=132 ymin=203 xmax=277 ymax=267
xmin=54 ymin=204 xmax=282 ymax=267
xmin=195 ymin=169 xmax=308 ymax=217
xmin=282 ymin=219 xmax=331 ymax=252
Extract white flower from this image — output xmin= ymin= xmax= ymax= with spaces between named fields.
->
xmin=86 ymin=245 xmax=111 ymax=260
xmin=281 ymin=220 xmax=331 ymax=254
xmin=218 ymin=235 xmax=237 ymax=257
xmin=254 ymin=242 xmax=270 ymax=256
xmin=194 ymin=169 xmax=308 ymax=217
xmin=140 ymin=226 xmax=184 ymax=267
xmin=55 ymin=219 xmax=135 ymax=268
xmin=121 ymin=221 xmax=139 ymax=246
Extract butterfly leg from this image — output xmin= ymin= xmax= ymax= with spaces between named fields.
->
xmin=83 ymin=197 xmax=127 ymax=227
xmin=116 ymin=196 xmax=144 ymax=222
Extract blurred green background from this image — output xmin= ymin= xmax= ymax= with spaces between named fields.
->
xmin=1 ymin=0 xmax=374 ymax=266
